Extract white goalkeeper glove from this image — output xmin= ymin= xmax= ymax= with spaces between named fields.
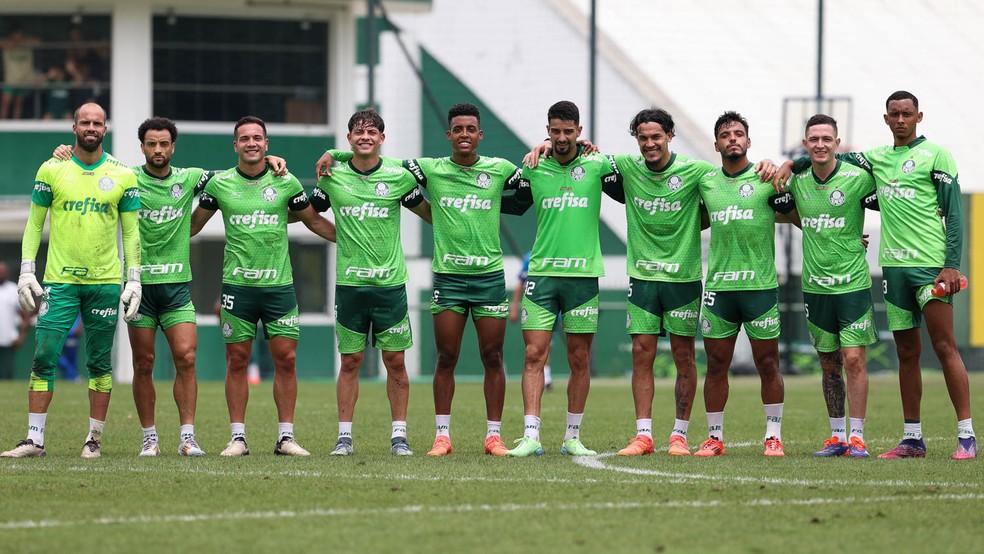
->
xmin=120 ymin=266 xmax=142 ymax=321
xmin=17 ymin=260 xmax=43 ymax=312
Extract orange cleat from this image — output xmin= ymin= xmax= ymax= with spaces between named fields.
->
xmin=694 ymin=437 xmax=726 ymax=457
xmin=764 ymin=436 xmax=785 ymax=457
xmin=484 ymin=435 xmax=509 ymax=457
xmin=667 ymin=434 xmax=691 ymax=456
xmin=426 ymin=435 xmax=453 ymax=457
xmin=617 ymin=434 xmax=655 ymax=456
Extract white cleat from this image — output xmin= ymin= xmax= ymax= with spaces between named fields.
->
xmin=178 ymin=437 xmax=206 ymax=457
xmin=81 ymin=439 xmax=101 ymax=459
xmin=139 ymin=438 xmax=160 ymax=457
xmin=0 ymin=439 xmax=46 ymax=458
xmin=329 ymin=437 xmax=353 ymax=456
xmin=220 ymin=437 xmax=250 ymax=457
xmin=274 ymin=436 xmax=311 ymax=456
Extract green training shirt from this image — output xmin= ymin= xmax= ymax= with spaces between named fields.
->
xmin=198 ymin=167 xmax=309 ymax=287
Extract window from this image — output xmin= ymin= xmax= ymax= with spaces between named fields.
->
xmin=153 ymin=16 xmax=328 ymax=124
xmin=0 ymin=15 xmax=111 ymax=120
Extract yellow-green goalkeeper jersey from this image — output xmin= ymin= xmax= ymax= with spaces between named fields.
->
xmin=198 ymin=166 xmax=310 ymax=287
xmin=135 ymin=166 xmax=212 ymax=284
xmin=608 ymin=153 xmax=711 ymax=282
xmin=699 ymin=163 xmax=777 ymax=292
xmin=31 ymin=153 xmax=140 ymax=284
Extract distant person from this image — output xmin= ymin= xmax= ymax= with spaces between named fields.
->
xmin=0 ymin=25 xmax=40 ymax=119
xmin=43 ymin=66 xmax=71 ymax=120
xmin=0 ymin=261 xmax=29 ymax=380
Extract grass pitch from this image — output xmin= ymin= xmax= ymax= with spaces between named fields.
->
xmin=1 ymin=373 xmax=982 ymax=553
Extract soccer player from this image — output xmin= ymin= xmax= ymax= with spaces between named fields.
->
xmin=695 ymin=111 xmax=791 ymax=458
xmin=770 ymin=114 xmax=877 ymax=458
xmin=310 ymin=109 xmax=431 ymax=457
xmin=1 ymin=102 xmax=142 ymax=459
xmin=190 ymin=115 xmax=335 ymax=457
xmin=506 ymin=100 xmax=623 ymax=457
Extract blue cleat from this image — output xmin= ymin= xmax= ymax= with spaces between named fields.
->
xmin=814 ymin=437 xmax=849 ymax=457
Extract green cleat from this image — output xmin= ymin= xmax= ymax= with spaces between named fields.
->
xmin=506 ymin=437 xmax=544 ymax=457
xmin=560 ymin=438 xmax=597 ymax=456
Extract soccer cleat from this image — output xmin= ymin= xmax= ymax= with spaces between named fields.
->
xmin=390 ymin=437 xmax=413 ymax=456
xmin=81 ymin=439 xmax=101 ymax=459
xmin=847 ymin=436 xmax=870 ymax=458
xmin=951 ymin=437 xmax=977 ymax=460
xmin=878 ymin=438 xmax=926 ymax=459
xmin=667 ymin=434 xmax=691 ymax=456
xmin=694 ymin=437 xmax=726 ymax=457
xmin=617 ymin=434 xmax=654 ymax=456
xmin=178 ymin=438 xmax=206 ymax=457
xmin=274 ymin=436 xmax=310 ymax=456
xmin=329 ymin=437 xmax=354 ymax=456
xmin=764 ymin=436 xmax=784 ymax=457
xmin=507 ymin=437 xmax=544 ymax=457
xmin=139 ymin=437 xmax=160 ymax=457
xmin=560 ymin=438 xmax=597 ymax=456
xmin=484 ymin=435 xmax=509 ymax=457
xmin=814 ymin=437 xmax=849 ymax=457
xmin=426 ymin=436 xmax=453 ymax=457
xmin=220 ymin=437 xmax=250 ymax=457
xmin=0 ymin=439 xmax=46 ymax=458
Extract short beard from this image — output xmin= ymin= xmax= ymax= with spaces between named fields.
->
xmin=76 ymin=134 xmax=103 ymax=153
xmin=146 ymin=157 xmax=170 ymax=170
xmin=723 ymin=150 xmax=745 ymax=161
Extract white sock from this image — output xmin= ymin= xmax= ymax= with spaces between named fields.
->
xmin=142 ymin=425 xmax=158 ymax=443
xmin=486 ymin=420 xmax=501 ymax=438
xmin=706 ymin=411 xmax=724 ymax=442
xmin=523 ymin=415 xmax=541 ymax=441
xmin=338 ymin=421 xmax=353 ymax=440
xmin=179 ymin=424 xmax=195 ymax=442
xmin=671 ymin=418 xmax=689 ymax=439
xmin=27 ymin=412 xmax=46 ymax=445
xmin=829 ymin=417 xmax=847 ymax=441
xmin=957 ymin=418 xmax=975 ymax=439
xmin=764 ymin=403 xmax=783 ymax=440
xmin=391 ymin=420 xmax=407 ymax=439
xmin=636 ymin=418 xmax=653 ymax=439
xmin=278 ymin=422 xmax=294 ymax=440
xmin=564 ymin=412 xmax=583 ymax=441
xmin=543 ymin=364 xmax=553 ymax=386
xmin=435 ymin=414 xmax=451 ymax=438
xmin=87 ymin=418 xmax=105 ymax=443
xmin=849 ymin=418 xmax=864 ymax=441
xmin=903 ymin=421 xmax=922 ymax=441
xmin=230 ymin=422 xmax=246 ymax=440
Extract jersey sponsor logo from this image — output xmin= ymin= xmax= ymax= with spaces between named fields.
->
xmin=748 ymin=315 xmax=780 ymax=329
xmin=541 ymin=192 xmax=589 ymax=211
xmin=228 ymin=210 xmax=279 ymax=228
xmin=932 ymin=171 xmax=953 ymax=186
xmin=879 ymin=183 xmax=916 ymax=200
xmin=276 ymin=314 xmax=300 ymax=327
xmin=476 ymin=172 xmax=492 ymax=188
xmin=374 ymin=182 xmax=390 ymax=197
xmin=829 ymin=190 xmax=846 ymax=206
xmin=667 ymin=175 xmax=684 ymax=191
xmin=847 ymin=319 xmax=871 ymax=331
xmin=801 ymin=213 xmax=846 ymax=233
xmin=262 ymin=186 xmax=278 ymax=202
xmin=231 ymin=266 xmax=279 ymax=280
xmin=635 ymin=260 xmax=681 ymax=274
xmin=344 ymin=266 xmax=392 ymax=279
xmin=60 ymin=266 xmax=89 ymax=277
xmin=901 ymin=159 xmax=916 ymax=174
xmin=668 ymin=308 xmax=699 ymax=320
xmin=63 ymin=197 xmax=111 ymax=215
xmin=708 ymin=205 xmax=754 ymax=225
xmin=405 ymin=159 xmax=426 ymax=183
xmin=33 ymin=182 xmax=52 ymax=194
xmin=738 ymin=183 xmax=754 ymax=198
xmin=338 ymin=203 xmax=390 ymax=220
xmin=885 ymin=247 xmax=919 ymax=261
xmin=481 ymin=304 xmax=510 ymax=314
xmin=144 ymin=262 xmax=184 ymax=275
xmin=841 ymin=170 xmax=861 ymax=178
xmin=442 ymin=253 xmax=491 ymax=267
xmin=540 ymin=257 xmax=587 ymax=270
xmin=569 ymin=305 xmax=599 ymax=318
xmin=290 ymin=192 xmax=309 ymax=206
xmin=438 ymin=194 xmax=493 ymax=212
xmin=386 ymin=322 xmax=410 ymax=335
xmin=711 ymin=270 xmax=756 ymax=282
xmin=139 ymin=205 xmax=184 ymax=223
xmin=124 ymin=188 xmax=139 ymax=200
xmin=633 ymin=196 xmax=683 ymax=215
xmin=807 ymin=273 xmax=851 ymax=287
xmin=570 ymin=165 xmax=586 ymax=181
xmin=90 ymin=306 xmax=118 ymax=318
xmin=170 ymin=184 xmax=183 ymax=199
xmin=98 ymin=176 xmax=115 ymax=191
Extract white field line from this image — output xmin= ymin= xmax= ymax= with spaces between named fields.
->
xmin=2 ymin=493 xmax=983 ymax=531
xmin=574 ymin=453 xmax=981 ymax=489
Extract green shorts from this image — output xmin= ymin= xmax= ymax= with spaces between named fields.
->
xmin=521 ymin=276 xmax=599 ymax=334
xmin=335 ymin=284 xmax=412 ymax=354
xmin=31 ymin=282 xmax=121 ymax=392
xmin=882 ymin=266 xmax=950 ymax=331
xmin=626 ymin=278 xmax=701 ymax=337
xmin=219 ymin=283 xmax=299 ymax=344
xmin=128 ymin=282 xmax=196 ymax=330
xmin=803 ymin=289 xmax=877 ymax=352
xmin=430 ymin=271 xmax=509 ymax=319
xmin=700 ymin=288 xmax=780 ymax=340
